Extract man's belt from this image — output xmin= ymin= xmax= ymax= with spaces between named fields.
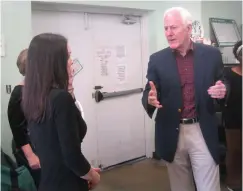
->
xmin=180 ymin=117 xmax=199 ymax=124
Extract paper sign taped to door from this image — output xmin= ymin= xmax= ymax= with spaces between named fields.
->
xmin=116 ymin=64 xmax=126 ymax=83
xmin=96 ymin=47 xmax=112 ymax=76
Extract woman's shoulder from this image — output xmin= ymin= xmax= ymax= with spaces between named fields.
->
xmin=11 ymin=85 xmax=23 ymax=95
xmin=9 ymin=85 xmax=23 ymax=102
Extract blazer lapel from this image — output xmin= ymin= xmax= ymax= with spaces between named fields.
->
xmin=166 ymin=49 xmax=181 ymax=90
xmin=164 ymin=49 xmax=183 ymax=106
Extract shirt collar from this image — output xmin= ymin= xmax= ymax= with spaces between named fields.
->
xmin=171 ymin=40 xmax=194 ymax=54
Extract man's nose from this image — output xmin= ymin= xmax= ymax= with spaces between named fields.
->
xmin=166 ymin=28 xmax=173 ymax=36
xmin=166 ymin=33 xmax=173 ymax=38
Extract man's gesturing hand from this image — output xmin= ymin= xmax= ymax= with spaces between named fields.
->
xmin=148 ymin=81 xmax=162 ymax=108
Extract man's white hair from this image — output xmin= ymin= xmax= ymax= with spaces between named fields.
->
xmin=164 ymin=7 xmax=193 ymax=26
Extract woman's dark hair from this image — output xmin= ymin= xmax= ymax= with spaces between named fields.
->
xmin=17 ymin=49 xmax=28 ymax=76
xmin=233 ymin=40 xmax=242 ymax=62
xmin=22 ymin=33 xmax=69 ymax=123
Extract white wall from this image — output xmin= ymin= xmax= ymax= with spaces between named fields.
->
xmin=1 ymin=1 xmax=32 ymax=157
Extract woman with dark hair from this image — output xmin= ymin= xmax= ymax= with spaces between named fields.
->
xmin=7 ymin=48 xmax=41 ymax=188
xmin=22 ymin=33 xmax=100 ymax=191
xmin=223 ymin=40 xmax=242 ymax=191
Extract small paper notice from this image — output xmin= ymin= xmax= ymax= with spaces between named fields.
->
xmin=116 ymin=64 xmax=126 ymax=83
xmin=96 ymin=48 xmax=112 ymax=76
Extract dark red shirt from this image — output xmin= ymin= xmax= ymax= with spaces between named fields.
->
xmin=174 ymin=44 xmax=197 ymax=118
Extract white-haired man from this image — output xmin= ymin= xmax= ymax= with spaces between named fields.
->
xmin=142 ymin=7 xmax=227 ymax=191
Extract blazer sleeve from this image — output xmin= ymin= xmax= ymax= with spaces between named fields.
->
xmin=53 ymin=91 xmax=91 ymax=177
xmin=7 ymin=86 xmax=29 ymax=148
xmin=214 ymin=49 xmax=230 ymax=106
xmin=142 ymin=55 xmax=160 ymax=118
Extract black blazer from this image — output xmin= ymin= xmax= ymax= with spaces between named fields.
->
xmin=142 ymin=43 xmax=226 ymax=164
xmin=28 ymin=89 xmax=91 ymax=191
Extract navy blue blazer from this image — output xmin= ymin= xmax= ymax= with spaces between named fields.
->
xmin=142 ymin=43 xmax=226 ymax=164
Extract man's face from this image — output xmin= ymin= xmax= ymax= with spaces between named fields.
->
xmin=164 ymin=11 xmax=192 ymax=50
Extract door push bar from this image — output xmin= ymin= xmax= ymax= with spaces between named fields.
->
xmin=92 ymin=88 xmax=143 ymax=103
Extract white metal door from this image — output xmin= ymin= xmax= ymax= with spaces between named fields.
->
xmin=90 ymin=13 xmax=146 ymax=168
xmin=31 ymin=10 xmax=98 ymax=165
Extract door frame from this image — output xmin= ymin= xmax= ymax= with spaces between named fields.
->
xmin=31 ymin=1 xmax=154 ymax=162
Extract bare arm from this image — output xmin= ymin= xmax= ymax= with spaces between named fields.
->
xmin=21 ymin=144 xmax=40 ymax=169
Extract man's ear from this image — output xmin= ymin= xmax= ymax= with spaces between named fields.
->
xmin=187 ymin=24 xmax=192 ymax=33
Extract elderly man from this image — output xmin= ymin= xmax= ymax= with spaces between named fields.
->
xmin=142 ymin=7 xmax=227 ymax=191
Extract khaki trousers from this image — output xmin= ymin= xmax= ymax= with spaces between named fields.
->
xmin=166 ymin=123 xmax=220 ymax=191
